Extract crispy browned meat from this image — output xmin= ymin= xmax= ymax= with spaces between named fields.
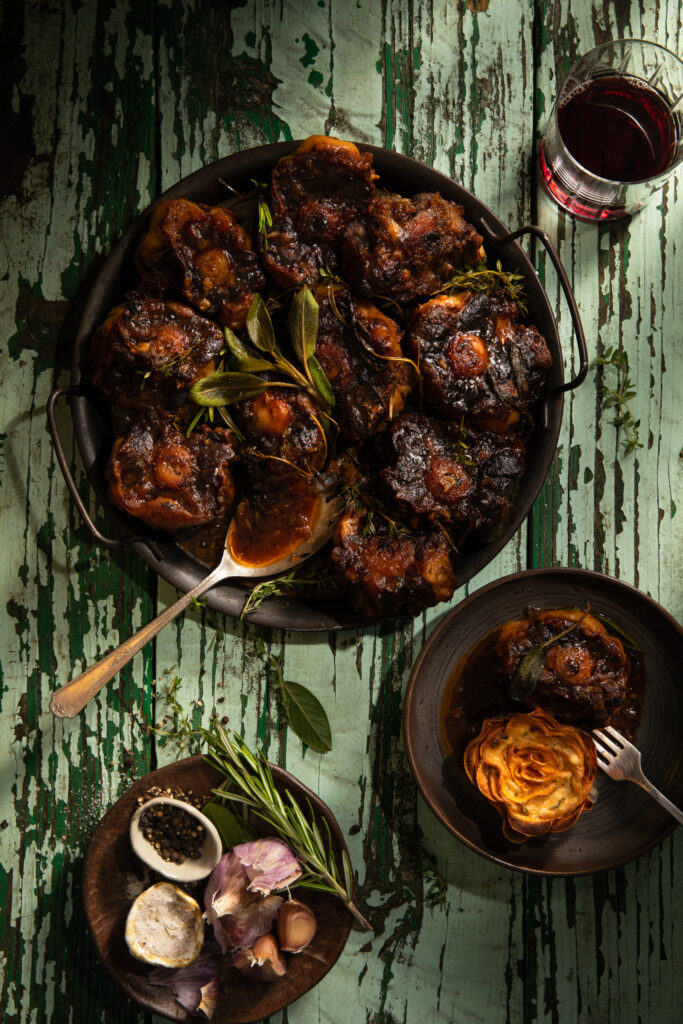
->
xmin=231 ymin=384 xmax=327 ymax=474
xmin=313 ymin=284 xmax=414 ymax=442
xmin=340 ymin=192 xmax=484 ymax=302
xmin=259 ymin=136 xmax=377 ymax=288
xmin=329 ymin=507 xmax=457 ymax=618
xmin=496 ymin=609 xmax=629 ymax=728
xmin=134 ymin=198 xmax=265 ymax=328
xmin=378 ymin=413 xmax=525 ymax=542
xmin=108 ymin=413 xmax=237 ymax=531
xmin=405 ymin=291 xmax=552 ymax=431
xmin=90 ymin=294 xmax=224 ymax=416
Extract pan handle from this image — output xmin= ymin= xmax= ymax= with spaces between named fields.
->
xmin=47 ymin=386 xmax=164 ymax=560
xmin=479 ymin=220 xmax=588 ymax=393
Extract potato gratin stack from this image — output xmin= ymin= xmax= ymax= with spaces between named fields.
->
xmin=464 ymin=707 xmax=598 ymax=843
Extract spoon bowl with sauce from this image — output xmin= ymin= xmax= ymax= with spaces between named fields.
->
xmin=50 ymin=489 xmax=343 ymax=718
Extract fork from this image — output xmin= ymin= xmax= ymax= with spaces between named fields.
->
xmin=592 ymin=726 xmax=683 ymax=825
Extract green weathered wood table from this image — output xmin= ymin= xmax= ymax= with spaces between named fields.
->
xmin=3 ymin=2 xmax=682 ymax=1021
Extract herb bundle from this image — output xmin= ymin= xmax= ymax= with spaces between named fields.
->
xmin=434 ymin=260 xmax=528 ymax=314
xmin=190 ymin=290 xmax=334 ymax=415
xmin=202 ymin=722 xmax=371 ymax=930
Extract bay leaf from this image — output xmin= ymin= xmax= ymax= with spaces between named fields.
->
xmin=593 ymin=613 xmax=645 ymax=653
xmin=246 ymin=294 xmax=277 ymax=353
xmin=281 ymin=680 xmax=332 ymax=752
xmin=202 ymin=800 xmax=257 ymax=849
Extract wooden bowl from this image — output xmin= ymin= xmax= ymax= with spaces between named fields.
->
xmin=83 ymin=756 xmax=353 ymax=1021
xmin=403 ymin=568 xmax=683 ymax=875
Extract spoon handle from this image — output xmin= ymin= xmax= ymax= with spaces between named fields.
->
xmin=49 ymin=562 xmax=231 ymax=719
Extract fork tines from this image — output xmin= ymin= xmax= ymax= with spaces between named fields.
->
xmin=591 ymin=725 xmax=627 ymax=754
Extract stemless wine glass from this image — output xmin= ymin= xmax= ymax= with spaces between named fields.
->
xmin=540 ymin=39 xmax=683 ymax=221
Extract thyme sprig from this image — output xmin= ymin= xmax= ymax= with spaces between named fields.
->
xmin=202 ymin=722 xmax=372 ymax=930
xmin=595 ymin=346 xmax=642 ymax=456
xmin=149 ymin=674 xmax=203 ymax=756
xmin=240 ymin=565 xmax=338 ymax=619
xmin=434 ymin=260 xmax=528 ymax=314
xmin=250 ymin=178 xmax=273 ymax=250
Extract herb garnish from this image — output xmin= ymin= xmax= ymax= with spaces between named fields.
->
xmin=508 ymin=607 xmax=591 ymax=702
xmin=251 ymin=178 xmax=273 ymax=249
xmin=240 ymin=565 xmax=338 ymax=619
xmin=190 ymin=291 xmax=335 ymax=415
xmin=595 ymin=346 xmax=642 ymax=456
xmin=433 ymin=260 xmax=528 ymax=314
xmin=264 ymin=652 xmax=332 ymax=753
xmin=203 ymin=722 xmax=371 ymax=930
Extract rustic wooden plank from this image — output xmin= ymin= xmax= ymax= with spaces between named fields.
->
xmin=532 ymin=4 xmax=683 ymax=1024
xmin=1 ymin=1 xmax=158 ymax=1021
xmin=2 ymin=2 xmax=682 ymax=1023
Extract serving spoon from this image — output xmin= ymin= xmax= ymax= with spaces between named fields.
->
xmin=50 ymin=493 xmax=343 ymax=719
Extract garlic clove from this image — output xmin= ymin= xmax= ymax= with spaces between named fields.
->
xmin=277 ymin=899 xmax=317 ymax=953
xmin=232 ymin=933 xmax=287 ymax=982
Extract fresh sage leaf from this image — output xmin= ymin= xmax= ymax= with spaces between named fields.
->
xmin=246 ymin=294 xmax=277 ymax=353
xmin=508 ymin=647 xmax=547 ymax=702
xmin=190 ymin=372 xmax=270 ymax=407
xmin=216 ymin=405 xmax=245 ymax=440
xmin=308 ymin=354 xmax=335 ymax=408
xmin=202 ymin=800 xmax=257 ymax=849
xmin=223 ymin=327 xmax=273 ymax=373
xmin=508 ymin=606 xmax=592 ymax=703
xmin=281 ymin=680 xmax=332 ymax=752
xmin=287 ymin=286 xmax=319 ymax=363
xmin=593 ymin=614 xmax=646 ymax=653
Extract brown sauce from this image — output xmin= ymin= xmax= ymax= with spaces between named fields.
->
xmin=228 ymin=485 xmax=320 ymax=568
xmin=440 ymin=614 xmax=646 ymax=761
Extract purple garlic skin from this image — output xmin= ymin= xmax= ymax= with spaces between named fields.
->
xmin=234 ymin=838 xmax=302 ymax=894
xmin=204 ymin=852 xmax=282 ymax=952
xmin=149 ymin=952 xmax=218 ymax=1019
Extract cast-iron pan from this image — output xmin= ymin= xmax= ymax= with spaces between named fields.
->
xmin=404 ymin=568 xmax=683 ymax=874
xmin=48 ymin=143 xmax=587 ymax=631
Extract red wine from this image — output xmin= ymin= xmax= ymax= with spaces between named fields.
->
xmin=557 ymin=75 xmax=675 ymax=182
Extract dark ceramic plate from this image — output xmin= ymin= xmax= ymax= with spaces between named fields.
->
xmin=404 ymin=568 xmax=683 ymax=875
xmin=56 ymin=141 xmax=585 ymax=631
xmin=82 ymin=756 xmax=352 ymax=1022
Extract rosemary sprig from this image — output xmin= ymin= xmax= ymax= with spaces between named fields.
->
xmin=595 ymin=346 xmax=642 ymax=456
xmin=433 ymin=260 xmax=528 ymax=314
xmin=202 ymin=722 xmax=371 ymax=930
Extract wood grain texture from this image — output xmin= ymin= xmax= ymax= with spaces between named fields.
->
xmin=1 ymin=2 xmax=681 ymax=1023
